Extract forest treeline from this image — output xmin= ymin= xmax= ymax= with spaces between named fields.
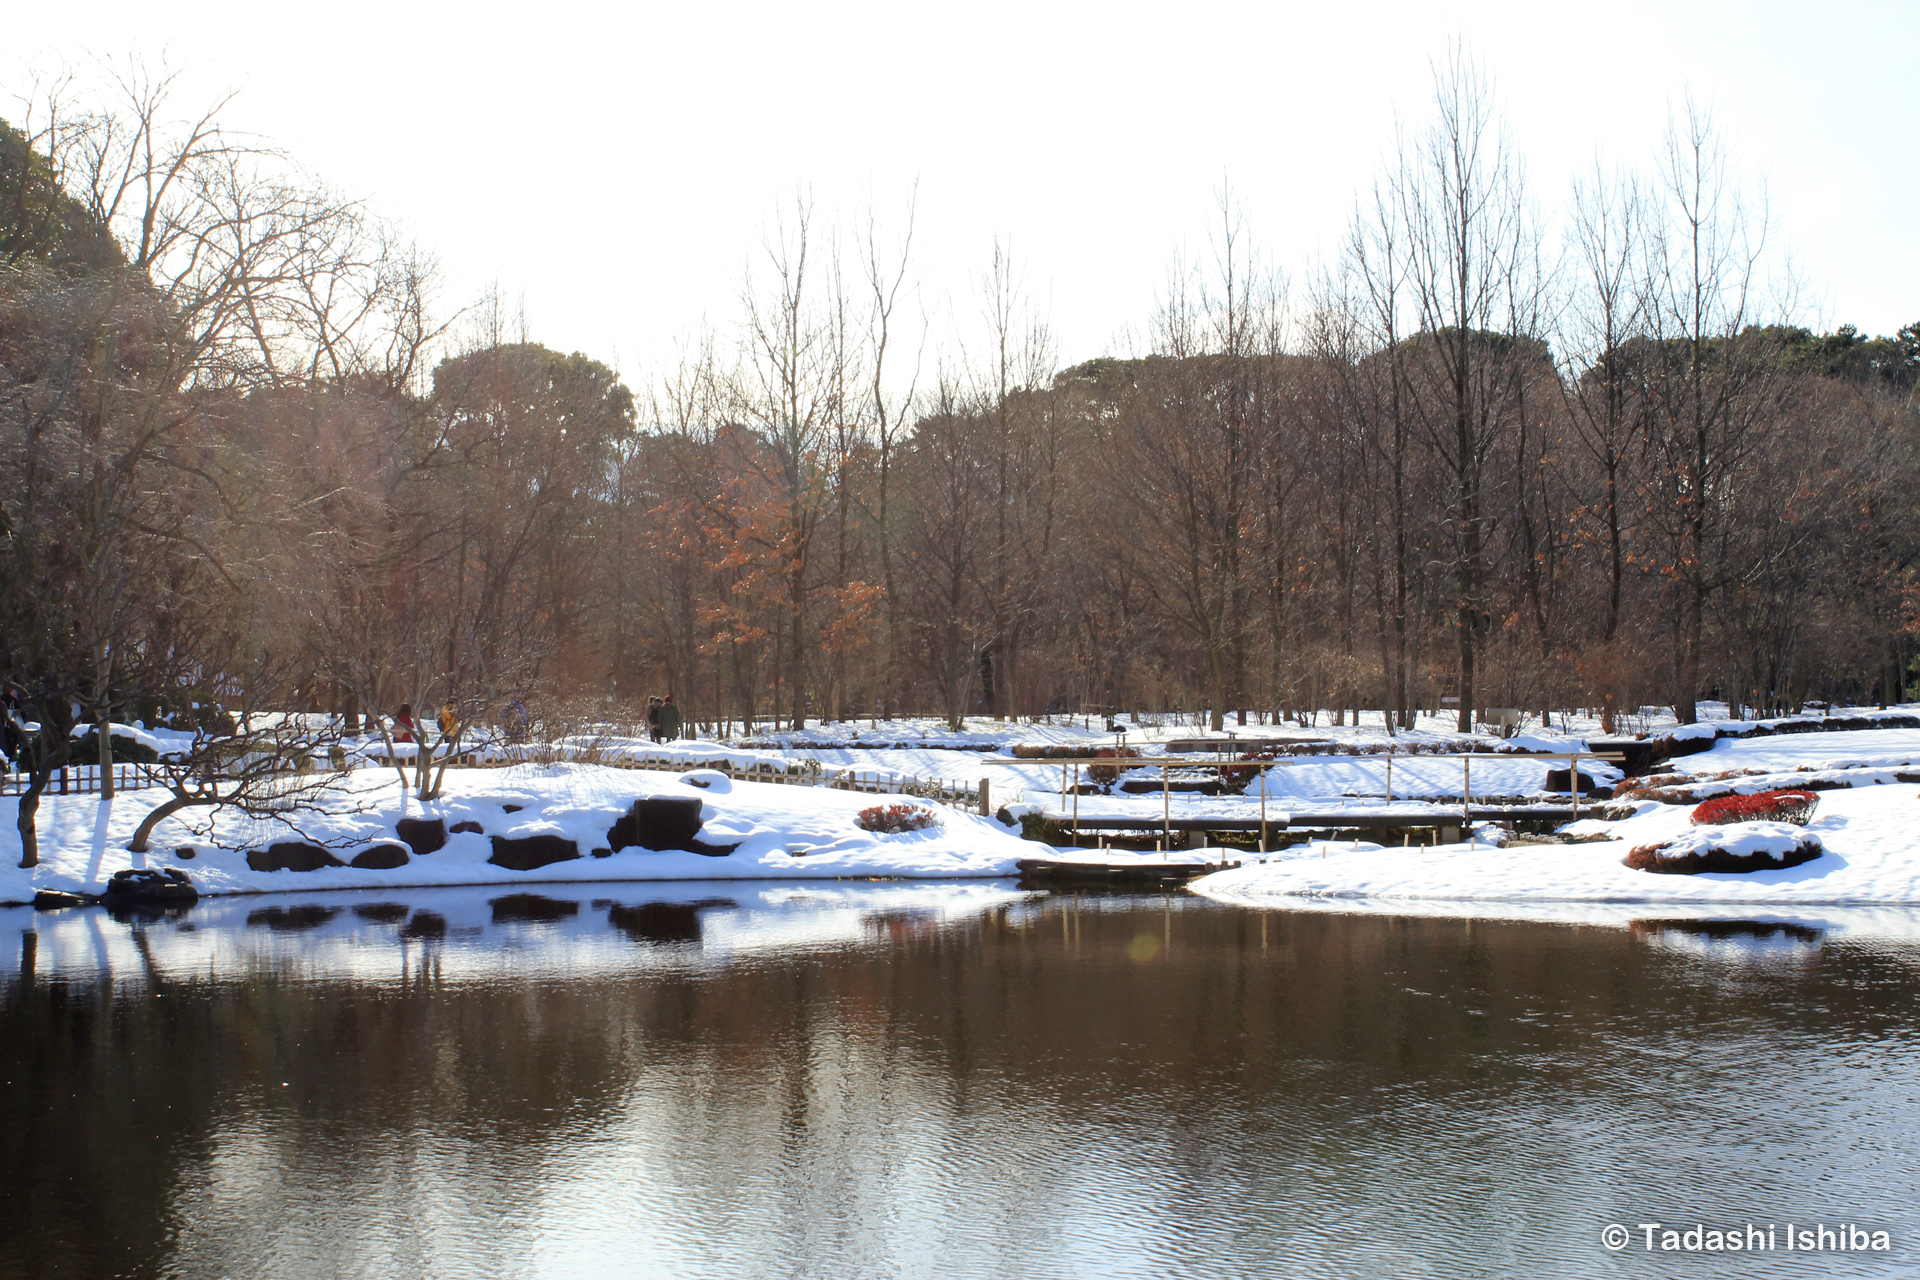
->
xmin=4 ymin=59 xmax=1918 ymax=769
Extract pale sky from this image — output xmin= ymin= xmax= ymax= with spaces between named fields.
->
xmin=8 ymin=0 xmax=1917 ymax=383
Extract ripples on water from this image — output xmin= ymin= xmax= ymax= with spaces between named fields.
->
xmin=3 ymin=884 xmax=1918 ymax=1278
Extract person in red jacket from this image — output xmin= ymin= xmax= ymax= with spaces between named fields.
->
xmin=392 ymin=704 xmax=419 ymax=744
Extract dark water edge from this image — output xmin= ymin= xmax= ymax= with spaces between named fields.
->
xmin=4 ymin=884 xmax=1918 ymax=1279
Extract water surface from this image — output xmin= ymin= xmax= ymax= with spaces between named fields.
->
xmin=4 ymin=884 xmax=1917 ymax=1278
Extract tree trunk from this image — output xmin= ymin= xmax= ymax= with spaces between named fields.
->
xmin=15 ymin=738 xmax=74 ymax=869
xmin=1676 ymin=578 xmax=1704 ymax=725
xmin=17 ymin=791 xmax=41 ymax=869
xmin=788 ymin=567 xmax=807 ymax=731
xmin=129 ymin=794 xmax=216 ymax=853
xmin=95 ymin=642 xmax=114 ymax=801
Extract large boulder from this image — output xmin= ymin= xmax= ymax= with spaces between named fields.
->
xmin=100 ymin=867 xmax=199 ymax=922
xmin=487 ymin=834 xmax=580 ymax=871
xmin=1543 ymin=767 xmax=1606 ymax=796
xmin=247 ymin=842 xmax=344 ymax=873
xmin=350 ymin=843 xmax=411 ymax=870
xmin=101 ymin=867 xmax=199 ymax=906
xmin=606 ymin=797 xmax=735 ymax=854
xmin=395 ymin=817 xmax=447 ymax=855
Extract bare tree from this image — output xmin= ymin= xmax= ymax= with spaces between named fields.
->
xmin=860 ymin=193 xmax=921 ymax=718
xmin=735 ymin=196 xmax=851 ymax=729
xmin=1636 ymin=96 xmax=1782 ymax=723
xmin=1557 ymin=164 xmax=1648 ymax=730
xmin=1393 ymin=49 xmax=1541 ymax=731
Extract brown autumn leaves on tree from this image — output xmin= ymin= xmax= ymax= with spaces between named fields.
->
xmin=6 ymin=52 xmax=1920 ymax=859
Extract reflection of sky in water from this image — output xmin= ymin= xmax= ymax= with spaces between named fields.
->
xmin=6 ymin=890 xmax=1920 ymax=1278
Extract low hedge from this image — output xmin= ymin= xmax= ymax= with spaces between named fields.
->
xmin=1689 ymin=788 xmax=1818 ymax=827
xmin=857 ymin=803 xmax=937 ymax=834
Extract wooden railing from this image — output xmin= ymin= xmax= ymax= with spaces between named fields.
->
xmin=1032 ymin=751 xmax=1625 ymax=852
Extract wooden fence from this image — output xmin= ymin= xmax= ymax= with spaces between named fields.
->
xmin=3 ymin=748 xmax=1002 ymax=815
xmin=0 ymin=764 xmax=164 ymax=797
xmin=221 ymin=751 xmax=1000 ymax=816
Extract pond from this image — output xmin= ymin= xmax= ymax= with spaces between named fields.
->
xmin=3 ymin=884 xmax=1917 ymax=1278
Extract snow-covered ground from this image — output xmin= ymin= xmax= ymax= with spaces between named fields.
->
xmin=1193 ymin=776 xmax=1920 ymax=909
xmin=0 ymin=761 xmax=1033 ymax=904
xmin=13 ymin=708 xmax=1920 ymax=913
xmin=1659 ymin=727 xmax=1920 ymax=779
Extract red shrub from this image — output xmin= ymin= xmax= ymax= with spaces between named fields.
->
xmin=1689 ymin=788 xmax=1819 ymax=827
xmin=1087 ymin=746 xmax=1141 ymax=785
xmin=1220 ymin=750 xmax=1278 ymax=789
xmin=857 ymin=803 xmax=937 ymax=834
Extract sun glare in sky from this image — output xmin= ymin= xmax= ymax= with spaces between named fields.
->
xmin=9 ymin=0 xmax=1916 ymax=377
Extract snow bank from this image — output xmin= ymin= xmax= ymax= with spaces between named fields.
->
xmin=1190 ymin=782 xmax=1920 ymax=908
xmin=0 ymin=762 xmax=1033 ymax=904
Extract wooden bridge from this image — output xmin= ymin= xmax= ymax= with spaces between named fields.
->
xmin=1028 ymin=750 xmax=1622 ymax=853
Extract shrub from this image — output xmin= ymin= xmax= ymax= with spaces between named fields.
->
xmin=1086 ymin=746 xmax=1141 ymax=785
xmin=857 ymin=803 xmax=937 ymax=834
xmin=1690 ymin=788 xmax=1818 ymax=827
xmin=69 ymin=730 xmax=160 ymax=764
xmin=1016 ymin=811 xmax=1066 ymax=843
xmin=1220 ymin=750 xmax=1278 ymax=789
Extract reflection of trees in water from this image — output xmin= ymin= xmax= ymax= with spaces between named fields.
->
xmin=3 ymin=905 xmax=1918 ymax=1276
xmin=1 ymin=928 xmax=634 ymax=1277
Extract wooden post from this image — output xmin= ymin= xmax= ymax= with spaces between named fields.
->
xmin=1259 ymin=763 xmax=1267 ymax=855
xmin=1386 ymin=750 xmax=1393 ymax=803
xmin=1464 ymin=755 xmax=1472 ymax=848
xmin=1570 ymin=756 xmax=1580 ymax=821
xmin=979 ymin=778 xmax=991 ymax=817
xmin=1072 ymin=764 xmax=1080 ymax=844
xmin=1163 ymin=761 xmax=1171 ymax=858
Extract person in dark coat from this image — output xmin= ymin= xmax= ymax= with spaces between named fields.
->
xmin=657 ymin=694 xmax=683 ymax=743
xmin=0 ymin=685 xmax=25 ymax=767
xmin=646 ymin=696 xmax=663 ymax=744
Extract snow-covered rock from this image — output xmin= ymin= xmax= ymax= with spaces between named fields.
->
xmin=1624 ymin=821 xmax=1824 ymax=875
